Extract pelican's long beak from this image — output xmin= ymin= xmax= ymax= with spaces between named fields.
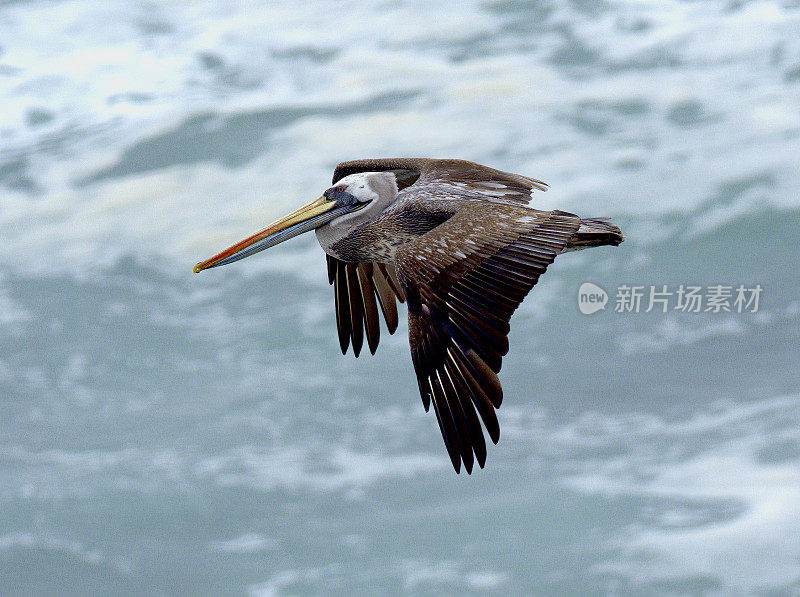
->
xmin=194 ymin=195 xmax=351 ymax=273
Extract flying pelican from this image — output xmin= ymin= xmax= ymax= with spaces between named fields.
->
xmin=194 ymin=158 xmax=623 ymax=473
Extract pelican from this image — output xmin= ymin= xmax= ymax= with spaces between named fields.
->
xmin=194 ymin=158 xmax=623 ymax=473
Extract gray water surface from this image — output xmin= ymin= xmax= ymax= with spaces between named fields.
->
xmin=1 ymin=0 xmax=799 ymax=594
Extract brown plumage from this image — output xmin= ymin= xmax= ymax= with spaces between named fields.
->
xmin=194 ymin=158 xmax=624 ymax=474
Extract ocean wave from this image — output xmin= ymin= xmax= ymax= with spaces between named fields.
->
xmin=0 ymin=0 xmax=798 ymax=274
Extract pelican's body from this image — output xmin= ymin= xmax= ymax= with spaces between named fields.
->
xmin=195 ymin=158 xmax=623 ymax=473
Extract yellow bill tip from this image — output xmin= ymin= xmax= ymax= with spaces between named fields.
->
xmin=193 ymin=263 xmax=204 ymax=274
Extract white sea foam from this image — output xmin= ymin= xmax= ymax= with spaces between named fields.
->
xmin=559 ymin=394 xmax=800 ymax=592
xmin=209 ymin=532 xmax=275 ymax=554
xmin=0 ymin=531 xmax=132 ymax=573
xmin=248 ymin=559 xmax=509 ymax=596
xmin=247 ymin=565 xmax=343 ymax=597
xmin=606 ymin=458 xmax=799 ymax=591
xmin=615 ymin=316 xmax=746 ymax=355
xmin=194 ymin=445 xmax=446 ymax=494
xmin=1 ymin=441 xmax=445 ymax=501
xmin=0 ymin=0 xmax=798 ymax=276
xmin=400 ymin=559 xmax=510 ymax=592
xmin=3 ymin=387 xmax=797 ymax=591
xmin=0 ymin=281 xmax=32 ymax=329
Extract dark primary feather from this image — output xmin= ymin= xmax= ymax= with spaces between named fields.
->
xmin=327 ymin=255 xmax=405 ymax=356
xmin=357 ymin=263 xmax=380 ymax=355
xmin=332 ymin=258 xmax=351 ymax=354
xmin=371 ymin=264 xmax=399 ymax=332
xmin=395 ymin=202 xmax=581 ymax=473
xmin=345 ymin=263 xmax=364 ymax=356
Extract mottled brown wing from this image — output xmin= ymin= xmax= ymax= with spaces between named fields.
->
xmin=333 ymin=158 xmax=547 ymax=204
xmin=326 ymin=255 xmax=405 ymax=357
xmin=421 ymin=159 xmax=549 ymax=203
xmin=394 ymin=203 xmax=581 ymax=473
xmin=333 ymin=158 xmax=427 ymax=186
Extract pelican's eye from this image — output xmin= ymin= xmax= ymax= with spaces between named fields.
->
xmin=324 ymin=186 xmax=358 ymax=206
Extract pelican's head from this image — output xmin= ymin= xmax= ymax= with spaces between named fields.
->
xmin=193 ymin=170 xmax=403 ymax=273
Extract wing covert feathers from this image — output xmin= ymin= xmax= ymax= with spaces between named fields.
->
xmin=396 ymin=203 xmax=581 ymax=473
xmin=333 ymin=158 xmax=547 ymax=205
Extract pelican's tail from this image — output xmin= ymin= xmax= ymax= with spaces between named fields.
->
xmin=563 ymin=217 xmax=624 ymax=252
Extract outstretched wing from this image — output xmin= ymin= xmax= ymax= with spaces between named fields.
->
xmin=394 ymin=202 xmax=581 ymax=473
xmin=326 ymin=255 xmax=405 ymax=356
xmin=325 ymin=158 xmax=549 ymax=358
xmin=333 ymin=158 xmax=548 ymax=205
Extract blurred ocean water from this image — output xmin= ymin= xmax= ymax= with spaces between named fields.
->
xmin=1 ymin=0 xmax=799 ymax=594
